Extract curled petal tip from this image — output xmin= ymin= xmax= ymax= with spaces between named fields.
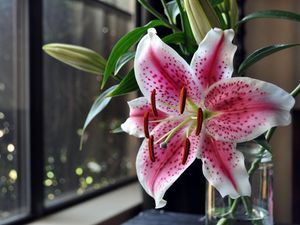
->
xmin=147 ymin=28 xmax=157 ymax=38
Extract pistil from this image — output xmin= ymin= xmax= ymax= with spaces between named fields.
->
xmin=151 ymin=89 xmax=158 ymax=117
xmin=179 ymin=87 xmax=187 ymax=114
xmin=148 ymin=135 xmax=155 ymax=162
xmin=195 ymin=108 xmax=203 ymax=136
xmin=160 ymin=118 xmax=191 ymax=148
xmin=143 ymin=112 xmax=150 ymax=138
xmin=182 ymin=138 xmax=190 ymax=164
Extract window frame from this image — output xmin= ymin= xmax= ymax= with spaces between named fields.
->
xmin=2 ymin=0 xmax=142 ymax=224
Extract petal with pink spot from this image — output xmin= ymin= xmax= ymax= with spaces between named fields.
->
xmin=199 ymin=134 xmax=251 ymax=199
xmin=191 ymin=28 xmax=236 ymax=92
xmin=204 ymin=77 xmax=295 ymax=142
xmin=134 ymin=28 xmax=201 ymax=113
xmin=136 ymin=119 xmax=199 ymax=208
xmin=121 ymin=97 xmax=167 ymax=138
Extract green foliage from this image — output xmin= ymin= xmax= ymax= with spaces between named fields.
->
xmin=43 ymin=43 xmax=106 ymax=75
xmin=162 ymin=32 xmax=185 ymax=44
xmin=162 ymin=0 xmax=180 ymax=25
xmin=101 ymin=20 xmax=167 ymax=89
xmin=253 ymin=135 xmax=272 ymax=153
xmin=82 ymin=85 xmax=117 ymax=136
xmin=108 ymin=70 xmax=138 ymax=97
xmin=176 ymin=0 xmax=197 ymax=54
xmin=138 ymin=0 xmax=178 ymax=30
xmin=239 ymin=10 xmax=300 ymax=25
xmin=238 ymin=44 xmax=300 ymax=76
xmin=114 ymin=52 xmax=135 ymax=76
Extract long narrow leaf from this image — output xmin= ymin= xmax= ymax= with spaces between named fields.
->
xmin=43 ymin=43 xmax=106 ymax=74
xmin=108 ymin=70 xmax=138 ymax=97
xmin=114 ymin=52 xmax=135 ymax=75
xmin=162 ymin=32 xmax=185 ymax=44
xmin=80 ymin=85 xmax=117 ymax=149
xmin=238 ymin=44 xmax=300 ymax=75
xmin=138 ymin=0 xmax=176 ymax=30
xmin=239 ymin=10 xmax=300 ymax=25
xmin=83 ymin=85 xmax=117 ymax=132
xmin=161 ymin=0 xmax=180 ymax=25
xmin=101 ymin=20 xmax=166 ymax=89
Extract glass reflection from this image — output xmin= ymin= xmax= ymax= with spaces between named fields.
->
xmin=43 ymin=0 xmax=138 ymax=205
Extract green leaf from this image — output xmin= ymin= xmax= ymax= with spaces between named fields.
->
xmin=253 ymin=136 xmax=272 ymax=153
xmin=43 ymin=43 xmax=106 ymax=75
xmin=108 ymin=70 xmax=138 ymax=97
xmin=238 ymin=44 xmax=300 ymax=75
xmin=80 ymin=85 xmax=117 ymax=149
xmin=138 ymin=0 xmax=175 ymax=29
xmin=162 ymin=32 xmax=185 ymax=44
xmin=114 ymin=52 xmax=135 ymax=75
xmin=239 ymin=10 xmax=300 ymax=25
xmin=111 ymin=126 xmax=124 ymax=134
xmin=83 ymin=85 xmax=117 ymax=132
xmin=210 ymin=0 xmax=224 ymax=7
xmin=165 ymin=0 xmax=180 ymax=25
xmin=101 ymin=20 xmax=167 ymax=89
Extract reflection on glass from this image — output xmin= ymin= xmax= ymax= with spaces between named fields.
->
xmin=101 ymin=0 xmax=135 ymax=13
xmin=43 ymin=0 xmax=138 ymax=205
xmin=0 ymin=0 xmax=29 ymax=222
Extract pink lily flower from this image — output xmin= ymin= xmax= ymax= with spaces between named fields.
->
xmin=121 ymin=28 xmax=294 ymax=208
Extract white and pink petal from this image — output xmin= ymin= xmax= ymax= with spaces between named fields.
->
xmin=134 ymin=28 xmax=201 ymax=113
xmin=191 ymin=28 xmax=237 ymax=92
xmin=199 ymin=134 xmax=251 ymax=198
xmin=204 ymin=77 xmax=295 ymax=142
xmin=121 ymin=97 xmax=167 ymax=138
xmin=136 ymin=120 xmax=199 ymax=208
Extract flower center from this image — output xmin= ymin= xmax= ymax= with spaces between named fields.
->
xmin=143 ymin=88 xmax=206 ymax=164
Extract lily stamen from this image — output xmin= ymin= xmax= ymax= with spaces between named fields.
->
xmin=143 ymin=112 xmax=150 ymax=138
xmin=195 ymin=108 xmax=203 ymax=136
xmin=182 ymin=138 xmax=190 ymax=165
xmin=151 ymin=89 xmax=158 ymax=117
xmin=148 ymin=135 xmax=155 ymax=162
xmin=179 ymin=87 xmax=187 ymax=114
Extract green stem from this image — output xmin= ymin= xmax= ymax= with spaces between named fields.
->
xmin=228 ymin=197 xmax=239 ymax=214
xmin=241 ymin=196 xmax=252 ymax=215
xmin=291 ymin=83 xmax=300 ymax=97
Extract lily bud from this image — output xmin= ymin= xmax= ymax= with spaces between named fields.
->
xmin=43 ymin=43 xmax=106 ymax=74
xmin=184 ymin=0 xmax=221 ymax=43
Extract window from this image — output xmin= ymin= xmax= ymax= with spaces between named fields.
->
xmin=0 ymin=0 xmax=29 ymax=223
xmin=0 ymin=0 xmax=138 ymax=224
xmin=43 ymin=0 xmax=138 ymax=206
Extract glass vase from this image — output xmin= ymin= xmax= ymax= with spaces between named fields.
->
xmin=205 ymin=143 xmax=273 ymax=225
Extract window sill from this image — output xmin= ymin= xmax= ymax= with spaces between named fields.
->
xmin=25 ymin=182 xmax=142 ymax=225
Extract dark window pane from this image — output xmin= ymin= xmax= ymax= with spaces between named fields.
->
xmin=43 ymin=0 xmax=138 ymax=206
xmin=0 ymin=0 xmax=29 ymax=222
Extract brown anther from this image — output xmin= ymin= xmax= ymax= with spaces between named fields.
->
xmin=151 ymin=89 xmax=158 ymax=117
xmin=182 ymin=138 xmax=190 ymax=165
xmin=179 ymin=87 xmax=187 ymax=114
xmin=195 ymin=108 xmax=203 ymax=136
xmin=148 ymin=135 xmax=155 ymax=162
xmin=143 ymin=112 xmax=150 ymax=138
